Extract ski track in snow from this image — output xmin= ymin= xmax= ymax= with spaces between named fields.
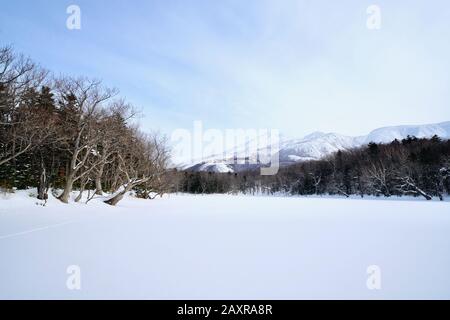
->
xmin=0 ymin=220 xmax=75 ymax=241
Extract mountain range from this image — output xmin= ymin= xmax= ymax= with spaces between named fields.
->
xmin=184 ymin=121 xmax=450 ymax=173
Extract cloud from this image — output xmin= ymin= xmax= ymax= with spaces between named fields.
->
xmin=2 ymin=0 xmax=450 ymax=139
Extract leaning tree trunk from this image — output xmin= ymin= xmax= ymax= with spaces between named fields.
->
xmin=104 ymin=184 xmax=134 ymax=206
xmin=398 ymin=176 xmax=432 ymax=200
xmin=408 ymin=179 xmax=432 ymax=200
xmin=74 ymin=190 xmax=83 ymax=202
xmin=75 ymin=179 xmax=88 ymax=203
xmin=416 ymin=188 xmax=432 ymax=200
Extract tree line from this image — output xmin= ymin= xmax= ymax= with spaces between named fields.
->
xmin=2 ymin=45 xmax=449 ymax=203
xmin=176 ymin=136 xmax=450 ymax=200
xmin=0 ymin=46 xmax=170 ymax=205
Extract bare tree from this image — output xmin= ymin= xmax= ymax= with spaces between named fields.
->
xmin=0 ymin=46 xmax=50 ymax=166
xmin=436 ymin=157 xmax=450 ymax=201
xmin=309 ymin=172 xmax=322 ymax=195
xmin=364 ymin=161 xmax=392 ymax=197
xmin=104 ymin=131 xmax=169 ymax=206
xmin=393 ymin=150 xmax=432 ymax=200
xmin=55 ymin=77 xmax=117 ymax=203
xmin=92 ymin=100 xmax=136 ymax=195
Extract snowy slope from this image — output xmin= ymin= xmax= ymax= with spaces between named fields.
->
xmin=279 ymin=132 xmax=357 ymax=164
xmin=359 ymin=121 xmax=450 ymax=144
xmin=188 ymin=162 xmax=234 ymax=173
xmin=1 ymin=190 xmax=450 ymax=299
xmin=186 ymin=121 xmax=450 ymax=172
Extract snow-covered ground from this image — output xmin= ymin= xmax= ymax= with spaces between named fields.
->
xmin=1 ymin=190 xmax=450 ymax=299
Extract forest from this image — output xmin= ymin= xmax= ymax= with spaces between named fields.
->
xmin=0 ymin=46 xmax=170 ymax=205
xmin=2 ymin=45 xmax=450 ymax=202
xmin=176 ymin=136 xmax=450 ymax=200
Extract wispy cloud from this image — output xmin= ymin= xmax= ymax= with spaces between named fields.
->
xmin=1 ymin=0 xmax=449 ymax=137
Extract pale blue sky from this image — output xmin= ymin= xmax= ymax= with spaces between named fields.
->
xmin=1 ymin=0 xmax=449 ymax=138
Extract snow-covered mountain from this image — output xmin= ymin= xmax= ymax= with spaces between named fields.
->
xmin=279 ymin=132 xmax=357 ymax=164
xmin=185 ymin=121 xmax=450 ymax=172
xmin=357 ymin=121 xmax=450 ymax=145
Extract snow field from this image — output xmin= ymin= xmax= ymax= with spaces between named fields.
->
xmin=1 ymin=190 xmax=450 ymax=299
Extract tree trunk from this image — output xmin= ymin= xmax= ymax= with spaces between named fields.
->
xmin=95 ymin=176 xmax=103 ymax=195
xmin=400 ymin=177 xmax=433 ymax=200
xmin=104 ymin=190 xmax=124 ymax=206
xmin=417 ymin=189 xmax=432 ymax=201
xmin=408 ymin=179 xmax=432 ymax=200
xmin=58 ymin=175 xmax=74 ymax=204
xmin=95 ymin=166 xmax=104 ymax=195
xmin=104 ymin=190 xmax=125 ymax=206
xmin=111 ymin=174 xmax=120 ymax=194
xmin=75 ymin=177 xmax=89 ymax=202
xmin=75 ymin=190 xmax=83 ymax=202
xmin=104 ymin=184 xmax=134 ymax=206
xmin=37 ymin=159 xmax=48 ymax=201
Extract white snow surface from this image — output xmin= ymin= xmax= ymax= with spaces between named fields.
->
xmin=1 ymin=190 xmax=450 ymax=299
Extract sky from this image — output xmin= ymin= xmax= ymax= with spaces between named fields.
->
xmin=1 ymin=0 xmax=450 ymax=142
